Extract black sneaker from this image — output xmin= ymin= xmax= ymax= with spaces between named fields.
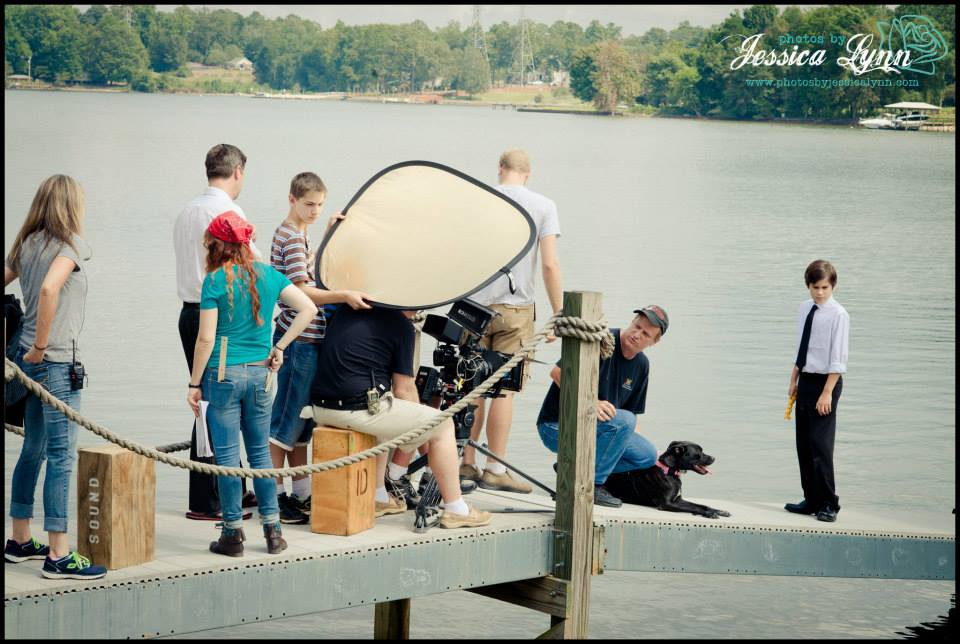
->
xmin=386 ymin=473 xmax=421 ymax=509
xmin=5 ymin=537 xmax=50 ymax=563
xmin=278 ymin=492 xmax=309 ymax=525
xmin=42 ymin=551 xmax=107 ymax=580
xmin=290 ymin=494 xmax=311 ymax=513
xmin=594 ymin=484 xmax=623 ymax=508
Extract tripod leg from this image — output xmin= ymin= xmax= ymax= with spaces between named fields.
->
xmin=467 ymin=440 xmax=556 ymax=499
xmin=412 ymin=438 xmax=469 ymax=532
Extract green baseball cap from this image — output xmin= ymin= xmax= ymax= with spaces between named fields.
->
xmin=633 ymin=305 xmax=669 ymax=336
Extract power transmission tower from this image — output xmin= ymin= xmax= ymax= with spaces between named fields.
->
xmin=471 ymin=5 xmax=489 ymax=64
xmin=512 ymin=6 xmax=537 ymax=86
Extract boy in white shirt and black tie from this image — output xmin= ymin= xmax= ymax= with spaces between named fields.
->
xmin=785 ymin=259 xmax=850 ymax=522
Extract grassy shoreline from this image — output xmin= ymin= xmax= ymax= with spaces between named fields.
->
xmin=6 ymin=79 xmax=955 ymax=131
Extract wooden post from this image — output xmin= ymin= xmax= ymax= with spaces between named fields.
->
xmin=549 ymin=291 xmax=601 ymax=639
xmin=374 ymin=598 xmax=410 ymax=639
xmin=77 ymin=445 xmax=156 ymax=569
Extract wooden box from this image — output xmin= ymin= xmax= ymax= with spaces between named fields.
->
xmin=77 ymin=444 xmax=155 ymax=569
xmin=311 ymin=426 xmax=376 ymax=536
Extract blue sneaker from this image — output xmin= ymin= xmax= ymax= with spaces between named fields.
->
xmin=5 ymin=537 xmax=50 ymax=563
xmin=42 ymin=551 xmax=107 ymax=580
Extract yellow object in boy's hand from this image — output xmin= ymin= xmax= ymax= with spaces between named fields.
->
xmin=784 ymin=392 xmax=797 ymax=420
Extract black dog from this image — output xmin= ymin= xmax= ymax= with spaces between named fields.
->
xmin=604 ymin=441 xmax=731 ymax=519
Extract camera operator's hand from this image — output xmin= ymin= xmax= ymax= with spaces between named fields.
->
xmin=341 ymin=290 xmax=373 ymax=310
xmin=596 ymin=400 xmax=617 ymax=422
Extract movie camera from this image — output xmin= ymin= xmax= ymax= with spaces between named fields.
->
xmin=414 ymin=298 xmax=523 ymax=434
xmin=409 ymin=298 xmax=555 ymax=532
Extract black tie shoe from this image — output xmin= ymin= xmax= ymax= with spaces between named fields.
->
xmin=816 ymin=506 xmax=839 ymax=522
xmin=784 ymin=500 xmax=820 ymax=515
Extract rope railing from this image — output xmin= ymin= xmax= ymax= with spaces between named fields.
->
xmin=4 ymin=313 xmax=612 ymax=479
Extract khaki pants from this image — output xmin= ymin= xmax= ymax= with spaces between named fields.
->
xmin=479 ymin=303 xmax=535 ymax=391
xmin=310 ymin=393 xmax=444 ymax=453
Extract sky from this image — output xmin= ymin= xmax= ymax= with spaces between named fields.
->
xmin=137 ymin=4 xmax=756 ymax=37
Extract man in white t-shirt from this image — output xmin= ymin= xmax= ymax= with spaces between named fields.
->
xmin=173 ymin=143 xmax=261 ymax=520
xmin=461 ymin=148 xmax=563 ymax=493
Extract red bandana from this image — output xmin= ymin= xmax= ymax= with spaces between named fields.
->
xmin=208 ymin=210 xmax=252 ymax=244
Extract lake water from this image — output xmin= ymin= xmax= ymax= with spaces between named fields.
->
xmin=4 ymin=90 xmax=955 ymax=638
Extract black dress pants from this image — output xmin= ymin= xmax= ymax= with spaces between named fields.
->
xmin=179 ymin=303 xmax=249 ymax=513
xmin=795 ymin=372 xmax=842 ymax=510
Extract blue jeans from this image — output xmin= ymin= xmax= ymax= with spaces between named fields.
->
xmin=269 ymin=332 xmax=319 ymax=451
xmin=9 ymin=348 xmax=81 ymax=533
xmin=203 ymin=365 xmax=280 ymax=528
xmin=538 ymin=409 xmax=658 ymax=485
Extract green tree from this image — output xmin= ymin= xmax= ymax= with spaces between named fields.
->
xmin=148 ymin=14 xmax=188 ymax=72
xmin=84 ymin=12 xmax=147 ymax=84
xmin=437 ymin=20 xmax=467 ymax=51
xmin=455 ymin=47 xmax=491 ymax=95
xmin=296 ymin=36 xmax=337 ymax=91
xmin=4 ymin=7 xmax=32 ymax=76
xmin=742 ymin=5 xmax=779 ymax=33
xmin=15 ymin=4 xmax=86 ymax=81
xmin=487 ymin=21 xmax=518 ymax=82
xmin=569 ymin=44 xmax=599 ymax=103
xmin=585 ymin=20 xmax=622 ymax=44
xmin=539 ymin=21 xmax=586 ymax=75
xmin=645 ymin=52 xmax=684 ymax=106
xmin=80 ymin=4 xmax=108 ymax=27
xmin=590 ymin=40 xmax=641 ymax=112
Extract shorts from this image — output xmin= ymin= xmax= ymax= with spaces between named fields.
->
xmin=479 ymin=303 xmax=534 ymax=391
xmin=268 ymin=336 xmax=320 ymax=452
xmin=310 ymin=392 xmax=446 ymax=453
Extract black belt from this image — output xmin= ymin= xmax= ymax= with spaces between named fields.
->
xmin=316 ymin=394 xmax=373 ymax=411
xmin=182 ymin=302 xmax=200 ymax=310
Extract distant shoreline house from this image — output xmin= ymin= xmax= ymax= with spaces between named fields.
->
xmin=226 ymin=57 xmax=253 ymax=71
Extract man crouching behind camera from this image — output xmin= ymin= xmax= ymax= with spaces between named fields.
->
xmin=309 ymin=305 xmax=491 ymax=529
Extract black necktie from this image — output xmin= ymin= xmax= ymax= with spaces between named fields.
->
xmin=795 ymin=304 xmax=818 ymax=369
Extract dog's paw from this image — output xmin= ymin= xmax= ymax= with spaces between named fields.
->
xmin=702 ymin=510 xmax=730 ymax=519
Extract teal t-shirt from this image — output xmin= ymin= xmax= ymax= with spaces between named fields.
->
xmin=200 ymin=262 xmax=291 ymax=367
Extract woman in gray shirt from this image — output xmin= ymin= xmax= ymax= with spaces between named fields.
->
xmin=3 ymin=174 xmax=106 ymax=580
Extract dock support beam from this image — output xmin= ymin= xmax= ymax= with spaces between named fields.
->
xmin=374 ymin=599 xmax=410 ymax=639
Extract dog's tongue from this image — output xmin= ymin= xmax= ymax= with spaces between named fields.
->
xmin=692 ymin=464 xmax=711 ymax=475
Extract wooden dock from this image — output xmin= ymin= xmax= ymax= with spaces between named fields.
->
xmin=4 ymin=488 xmax=953 ymax=639
xmin=3 ymin=291 xmax=954 ymax=638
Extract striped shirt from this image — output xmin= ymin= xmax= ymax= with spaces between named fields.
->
xmin=270 ymin=222 xmax=325 ymax=342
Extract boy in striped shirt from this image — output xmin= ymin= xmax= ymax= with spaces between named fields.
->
xmin=268 ymin=172 xmax=371 ymax=524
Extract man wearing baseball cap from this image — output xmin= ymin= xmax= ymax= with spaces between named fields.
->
xmin=536 ymin=305 xmax=669 ymax=507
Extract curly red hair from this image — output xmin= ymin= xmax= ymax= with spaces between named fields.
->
xmin=203 ymin=231 xmax=263 ymax=325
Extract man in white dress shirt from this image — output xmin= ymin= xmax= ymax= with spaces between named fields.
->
xmin=174 ymin=143 xmax=259 ymax=520
xmin=785 ymin=259 xmax=849 ymax=523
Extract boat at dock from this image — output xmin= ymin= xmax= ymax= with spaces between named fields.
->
xmin=858 ymin=101 xmax=940 ymax=130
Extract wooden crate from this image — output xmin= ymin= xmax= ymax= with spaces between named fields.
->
xmin=77 ymin=444 xmax=155 ymax=569
xmin=311 ymin=426 xmax=376 ymax=536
